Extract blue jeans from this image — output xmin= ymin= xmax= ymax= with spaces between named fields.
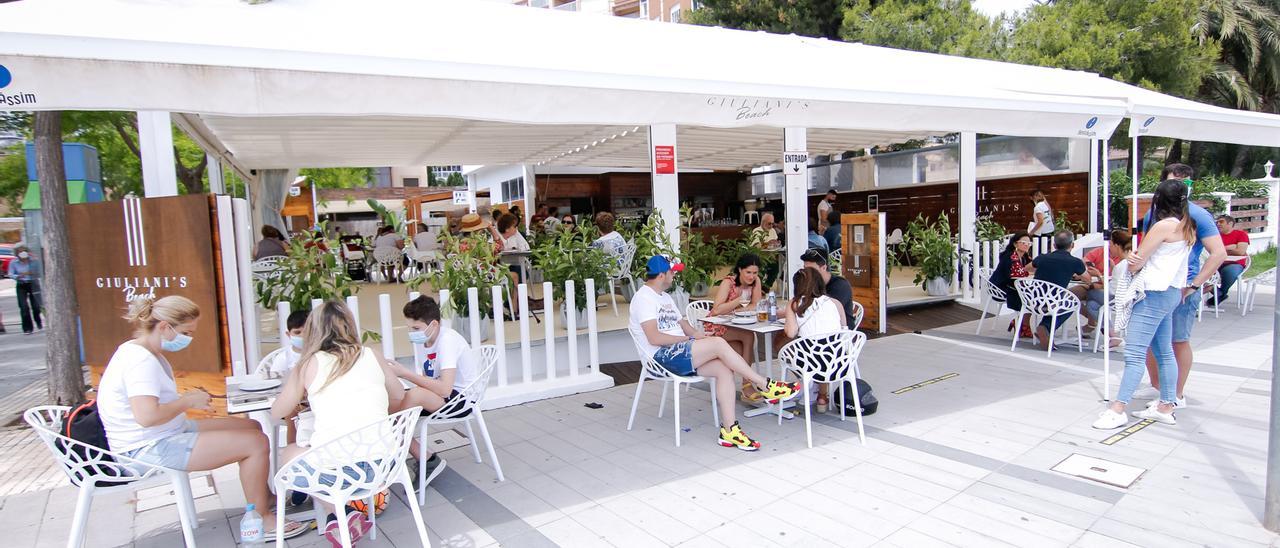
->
xmin=1117 ymin=288 xmax=1183 ymax=405
xmin=1218 ymin=263 xmax=1245 ymax=300
xmin=1084 ymin=288 xmax=1105 ymax=321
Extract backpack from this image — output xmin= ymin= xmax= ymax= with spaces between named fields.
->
xmin=59 ymin=401 xmax=129 ymax=487
xmin=835 ymin=379 xmax=878 ymax=416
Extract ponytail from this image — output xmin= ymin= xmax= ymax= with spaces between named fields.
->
xmin=125 ymin=295 xmax=200 ymax=337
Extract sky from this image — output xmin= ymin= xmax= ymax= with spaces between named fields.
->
xmin=971 ymin=0 xmax=1036 ymax=17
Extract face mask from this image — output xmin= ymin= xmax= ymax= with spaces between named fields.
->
xmin=407 ymin=330 xmax=428 ymax=345
xmin=17 ymin=252 xmax=28 ymax=260
xmin=160 ymin=325 xmax=193 ymax=352
xmin=290 ymin=336 xmax=305 ymax=350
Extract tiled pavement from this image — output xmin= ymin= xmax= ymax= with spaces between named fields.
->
xmin=7 ymin=288 xmax=1280 ymax=547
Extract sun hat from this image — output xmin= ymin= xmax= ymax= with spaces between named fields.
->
xmin=459 ymin=213 xmax=489 ymax=233
xmin=646 ymin=255 xmax=685 ymax=276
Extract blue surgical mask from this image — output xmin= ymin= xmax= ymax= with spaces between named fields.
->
xmin=407 ymin=330 xmax=428 ymax=345
xmin=160 ymin=325 xmax=192 ymax=352
xmin=290 ymin=336 xmax=305 ymax=350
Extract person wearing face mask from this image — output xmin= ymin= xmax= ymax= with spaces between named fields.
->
xmin=387 ymin=295 xmax=480 ymax=486
xmin=8 ymin=245 xmax=42 ymax=335
xmin=98 ymin=296 xmax=307 ymax=540
xmin=265 ymin=310 xmax=311 ymax=379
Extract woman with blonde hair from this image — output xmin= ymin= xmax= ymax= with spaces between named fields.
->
xmin=97 ymin=295 xmax=306 ymax=539
xmin=271 ymin=300 xmax=405 ymax=545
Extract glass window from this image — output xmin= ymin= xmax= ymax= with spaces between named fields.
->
xmin=639 ymin=0 xmax=648 ymax=18
xmin=402 ymin=177 xmax=419 ymax=187
xmin=670 ymin=5 xmax=680 ymax=22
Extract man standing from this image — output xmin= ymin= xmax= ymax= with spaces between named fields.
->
xmin=1136 ymin=164 xmax=1227 ymax=408
xmin=817 ymin=190 xmax=837 ymax=230
xmin=1208 ymin=214 xmax=1249 ymax=306
xmin=1028 ymin=231 xmax=1087 ymax=350
xmin=629 ymin=255 xmax=798 ymax=451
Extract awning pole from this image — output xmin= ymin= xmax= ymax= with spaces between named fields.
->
xmin=1266 ymin=199 xmax=1280 ymax=531
xmin=1130 ymin=136 xmax=1140 ymax=230
xmin=1087 ymin=139 xmax=1098 ymax=233
xmin=783 ymin=128 xmax=808 ymax=295
xmin=1101 ymin=138 xmax=1111 ymax=401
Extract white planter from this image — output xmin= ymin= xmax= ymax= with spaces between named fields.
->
xmin=925 ymin=277 xmax=951 ymax=296
xmin=670 ymin=288 xmax=690 ymax=312
xmin=619 ymin=280 xmax=637 ymax=301
xmin=691 ymin=281 xmax=710 ymax=297
xmin=455 ymin=315 xmax=492 ymax=343
xmin=560 ymin=303 xmax=589 ymax=327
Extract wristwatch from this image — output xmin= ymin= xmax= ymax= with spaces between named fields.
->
xmin=1189 ymin=283 xmax=1202 ymax=290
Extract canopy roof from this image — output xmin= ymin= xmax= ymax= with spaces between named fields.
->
xmin=2 ymin=0 xmax=1276 ymax=172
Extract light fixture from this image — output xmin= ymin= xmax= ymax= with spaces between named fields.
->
xmin=1265 ymin=160 xmax=1275 ymax=178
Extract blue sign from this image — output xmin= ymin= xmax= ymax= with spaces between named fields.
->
xmin=1143 ymin=117 xmax=1155 ymax=127
xmin=0 ymin=65 xmax=10 ymax=89
xmin=1085 ymin=117 xmax=1098 ymax=129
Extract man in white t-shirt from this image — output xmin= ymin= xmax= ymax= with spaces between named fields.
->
xmin=629 ymin=255 xmax=798 ymax=452
xmin=388 ymin=295 xmax=480 ymax=486
xmin=817 ymin=189 xmax=836 ymax=230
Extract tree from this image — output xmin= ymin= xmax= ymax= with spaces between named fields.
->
xmin=0 ymin=145 xmax=27 ymax=213
xmin=298 ymin=167 xmax=374 ymax=189
xmin=34 ymin=111 xmax=86 ymax=406
xmin=445 ymin=172 xmax=465 ymax=187
xmin=840 ymin=0 xmax=1007 ymax=59
xmin=685 ymin=0 xmax=850 ymax=40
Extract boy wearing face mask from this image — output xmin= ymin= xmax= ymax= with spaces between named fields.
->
xmin=266 ymin=310 xmax=311 ymax=378
xmin=387 ymin=295 xmax=478 ymax=486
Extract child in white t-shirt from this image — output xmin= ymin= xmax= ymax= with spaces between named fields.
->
xmin=264 ymin=309 xmax=310 ymax=378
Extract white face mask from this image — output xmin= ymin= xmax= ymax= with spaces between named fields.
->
xmin=17 ymin=251 xmax=28 ymax=260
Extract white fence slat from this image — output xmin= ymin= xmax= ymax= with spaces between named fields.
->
xmin=378 ymin=293 xmax=394 ymax=359
xmin=543 ymin=282 xmax=556 ymax=381
xmin=492 ymin=285 xmax=508 ymax=387
xmin=409 ymin=290 xmax=424 ymax=372
xmin=566 ymin=280 xmax=578 ymax=378
xmin=311 ymin=298 xmax=323 ymax=310
xmin=586 ymin=278 xmax=599 ymax=374
xmin=346 ymin=295 xmax=361 ymax=332
xmin=467 ymin=287 xmax=481 ymax=348
xmin=518 ymin=284 xmax=532 ymax=384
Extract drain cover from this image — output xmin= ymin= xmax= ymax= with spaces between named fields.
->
xmin=1052 ymin=453 xmax=1145 ymax=488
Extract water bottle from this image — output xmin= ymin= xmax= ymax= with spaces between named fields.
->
xmin=240 ymin=503 xmax=265 ymax=547
xmin=767 ymin=292 xmax=778 ymax=322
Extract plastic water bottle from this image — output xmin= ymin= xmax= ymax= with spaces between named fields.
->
xmin=767 ymin=292 xmax=778 ymax=322
xmin=239 ymin=503 xmax=265 ymax=547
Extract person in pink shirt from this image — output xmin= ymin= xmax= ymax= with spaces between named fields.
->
xmin=1070 ymin=229 xmax=1132 ymax=331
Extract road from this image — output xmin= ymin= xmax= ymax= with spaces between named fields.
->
xmin=0 ymin=279 xmax=47 ymax=401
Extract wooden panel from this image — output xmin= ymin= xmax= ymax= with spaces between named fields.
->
xmin=841 ymin=213 xmax=882 ymax=332
xmin=67 ymin=195 xmax=225 ymax=374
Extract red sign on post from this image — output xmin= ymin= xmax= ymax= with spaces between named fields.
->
xmin=654 ymin=145 xmax=675 ymax=174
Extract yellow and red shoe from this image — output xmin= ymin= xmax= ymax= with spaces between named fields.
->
xmin=758 ymin=378 xmax=800 ymax=404
xmin=718 ymin=421 xmax=761 ymax=451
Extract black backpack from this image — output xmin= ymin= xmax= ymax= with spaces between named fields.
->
xmin=835 ymin=379 xmax=878 ymax=416
xmin=59 ymin=401 xmax=129 ymax=487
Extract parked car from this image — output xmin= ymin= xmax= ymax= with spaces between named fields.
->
xmin=0 ymin=244 xmax=15 ymax=278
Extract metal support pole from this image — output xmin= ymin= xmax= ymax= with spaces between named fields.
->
xmin=138 ymin=111 xmax=178 ymax=197
xmin=959 ymin=132 xmax=977 ymax=301
xmin=1263 ymin=206 xmax=1280 ymax=531
xmin=782 ymin=127 xmax=808 ymax=295
xmin=1101 ymin=138 xmax=1111 ymax=401
xmin=1130 ymin=136 xmax=1140 ymax=230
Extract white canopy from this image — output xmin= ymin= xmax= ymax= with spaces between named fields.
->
xmin=1 ymin=0 xmax=1276 ymax=171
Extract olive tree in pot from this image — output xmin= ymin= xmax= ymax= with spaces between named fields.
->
xmin=532 ymin=224 xmax=613 ymax=327
xmin=410 ymin=232 xmax=509 ymax=343
xmin=904 ymin=212 xmax=958 ymax=297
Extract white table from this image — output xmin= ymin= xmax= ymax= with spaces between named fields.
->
xmin=699 ymin=315 xmax=796 ymax=419
xmin=499 ymin=250 xmax=533 ymax=283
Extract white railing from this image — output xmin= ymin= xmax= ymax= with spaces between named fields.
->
xmin=263 ymin=279 xmax=613 ymax=409
xmin=967 ymin=232 xmax=1097 ymax=302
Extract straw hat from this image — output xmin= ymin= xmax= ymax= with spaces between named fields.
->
xmin=459 ymin=213 xmax=489 ymax=233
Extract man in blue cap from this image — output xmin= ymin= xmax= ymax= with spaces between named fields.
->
xmin=629 ymin=255 xmax=799 ymax=451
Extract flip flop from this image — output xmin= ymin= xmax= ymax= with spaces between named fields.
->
xmin=268 ymin=518 xmax=309 ymax=540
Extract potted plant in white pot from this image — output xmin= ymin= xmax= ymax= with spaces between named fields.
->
xmin=532 ymin=224 xmax=613 ymax=327
xmin=411 ymin=231 xmax=509 ymax=342
xmin=255 ymin=225 xmax=377 ymax=342
xmin=904 ymin=212 xmax=957 ymax=297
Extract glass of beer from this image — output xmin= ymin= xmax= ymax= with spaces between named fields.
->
xmin=756 ymin=308 xmax=768 ymax=322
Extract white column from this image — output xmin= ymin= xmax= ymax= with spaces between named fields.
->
xmin=466 ymin=171 xmax=478 ymax=214
xmin=207 ymin=154 xmax=225 ymax=195
xmin=649 ymin=124 xmax=681 ymax=251
xmin=1130 ymin=136 xmax=1140 ymax=230
xmin=522 ymin=164 xmax=535 ymax=231
xmin=138 ymin=111 xmax=178 ymax=197
xmin=783 ymin=127 xmax=808 ymax=289
xmin=1087 ymin=139 xmax=1099 ymax=233
xmin=959 ymin=132 xmax=977 ymax=301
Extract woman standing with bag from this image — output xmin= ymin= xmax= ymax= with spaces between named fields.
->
xmin=7 ymin=245 xmax=42 ymax=335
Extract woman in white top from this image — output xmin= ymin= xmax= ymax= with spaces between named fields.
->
xmin=271 ymin=300 xmax=404 ymax=544
xmin=781 ymin=267 xmax=847 ymax=412
xmin=1028 ymin=190 xmax=1055 ymax=236
xmin=97 ymin=296 xmax=306 ymax=539
xmin=373 ymin=225 xmax=406 ymax=281
xmin=1093 ymin=180 xmax=1195 ymax=430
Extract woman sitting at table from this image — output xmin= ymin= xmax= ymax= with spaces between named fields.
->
xmin=271 ymin=300 xmax=405 ymax=545
xmin=98 ymin=296 xmax=307 ymax=540
xmin=988 ymin=231 xmax=1035 ymax=339
xmin=780 ymin=267 xmax=847 ymax=413
xmin=704 ymin=254 xmax=765 ymax=402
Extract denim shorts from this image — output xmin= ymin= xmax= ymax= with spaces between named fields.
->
xmin=653 ymin=340 xmax=696 ymax=376
xmin=292 ymin=460 xmax=379 ymax=491
xmin=124 ymin=420 xmax=200 ymax=471
xmin=1171 ymin=292 xmax=1198 ymax=343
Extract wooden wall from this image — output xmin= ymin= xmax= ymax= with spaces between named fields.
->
xmin=534 ymin=172 xmax=745 ymax=215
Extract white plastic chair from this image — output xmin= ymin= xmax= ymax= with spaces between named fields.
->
xmin=370 ymin=252 xmax=402 ymax=284
xmin=416 ymin=345 xmax=504 ymax=505
xmin=1240 ymin=266 xmax=1274 ymax=316
xmin=274 ymin=407 xmax=429 ymax=548
xmin=626 ymin=334 xmax=720 ymax=447
xmin=829 ymin=248 xmax=843 ymax=275
xmin=251 ymin=257 xmax=285 ymax=281
xmin=253 ymin=347 xmax=287 ymax=378
xmin=685 ymin=300 xmax=714 ymax=331
xmin=1233 ymin=255 xmax=1254 ymax=312
xmin=777 ymin=330 xmax=867 ymax=448
xmin=1012 ymin=278 xmax=1083 ymax=358
xmin=848 ymin=300 xmax=865 ymax=332
xmin=25 ymin=405 xmax=200 ymax=548
xmin=1197 ymin=271 xmax=1222 ymax=321
xmin=975 ymin=267 xmax=1010 ymax=334
xmin=607 ymin=240 xmax=639 ymax=316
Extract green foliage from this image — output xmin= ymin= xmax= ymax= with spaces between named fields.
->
xmin=413 ymin=232 xmax=509 ymax=319
xmin=622 ymin=212 xmax=677 ymax=282
xmin=904 ymin=212 xmax=957 ymax=288
xmin=1193 ymin=0 xmax=1280 ymax=112
xmin=531 ymin=225 xmax=613 ymax=312
xmin=841 ymin=0 xmax=1007 ymax=59
xmin=1108 ymin=169 xmax=1269 ymax=226
xmin=445 ymin=172 xmax=465 ymax=187
xmin=685 ymin=0 xmax=849 ymax=39
xmin=254 ymin=226 xmax=359 ymax=312
xmin=1196 ymin=173 xmax=1269 ymax=198
xmin=677 ymin=233 xmax=726 ymax=294
xmin=975 ymin=214 xmax=1006 ymax=241
xmin=299 ymin=168 xmax=373 ymax=189
xmin=1246 ymin=245 xmax=1275 ymax=277
xmin=1054 ymin=210 xmax=1086 ymax=235
xmin=366 ymin=199 xmax=404 ymax=232
xmin=0 ymin=145 xmax=27 ymax=213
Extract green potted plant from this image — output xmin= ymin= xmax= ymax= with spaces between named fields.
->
xmin=410 ymin=231 xmax=509 ymax=342
xmin=254 ymin=226 xmax=378 ymax=342
xmin=975 ymin=214 xmax=1006 ymax=242
xmin=676 ymin=232 xmax=724 ymax=297
xmin=531 ymin=224 xmax=613 ymax=326
xmin=904 ymin=212 xmax=957 ymax=296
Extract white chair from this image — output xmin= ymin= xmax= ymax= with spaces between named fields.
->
xmin=251 ymin=257 xmax=285 ymax=281
xmin=274 ymin=408 xmax=429 ymax=548
xmin=1012 ymin=278 xmax=1084 ymax=358
xmin=1233 ymin=255 xmax=1254 ymax=311
xmin=370 ymin=251 xmax=402 ymax=284
xmin=253 ymin=347 xmax=287 ymax=378
xmin=829 ymin=248 xmax=843 ymax=275
xmin=607 ymin=240 xmax=639 ymax=316
xmin=848 ymin=300 xmax=865 ymax=332
xmin=1240 ymin=267 xmax=1275 ymax=316
xmin=685 ymin=300 xmax=714 ymax=331
xmin=777 ymin=330 xmax=868 ymax=448
xmin=626 ymin=334 xmax=720 ymax=447
xmin=886 ymin=228 xmax=908 ymax=265
xmin=1197 ymin=271 xmax=1222 ymax=321
xmin=25 ymin=405 xmax=200 ymax=548
xmin=416 ymin=345 xmax=504 ymax=505
xmin=974 ymin=267 xmax=1011 ymax=334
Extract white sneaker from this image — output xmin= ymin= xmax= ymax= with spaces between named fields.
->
xmin=1145 ymin=396 xmax=1187 ymax=409
xmin=1134 ymin=406 xmax=1177 ymax=425
xmin=1131 ymin=386 xmax=1160 ymax=400
xmin=1092 ymin=409 xmax=1129 ymax=430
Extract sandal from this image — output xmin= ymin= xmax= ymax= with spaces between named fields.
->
xmin=815 ymin=395 xmax=830 ymax=413
xmin=267 ymin=518 xmax=309 ymax=540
